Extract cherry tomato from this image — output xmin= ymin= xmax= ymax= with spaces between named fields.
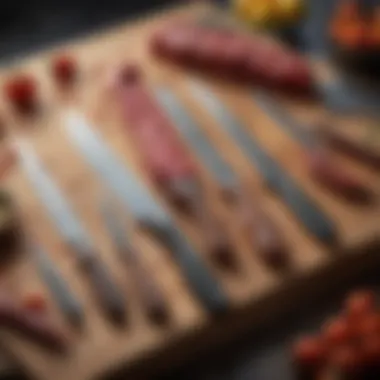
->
xmin=23 ymin=293 xmax=47 ymax=312
xmin=329 ymin=345 xmax=364 ymax=374
xmin=292 ymin=335 xmax=327 ymax=367
xmin=52 ymin=54 xmax=77 ymax=84
xmin=345 ymin=289 xmax=376 ymax=318
xmin=322 ymin=317 xmax=354 ymax=347
xmin=362 ymin=335 xmax=380 ymax=365
xmin=357 ymin=313 xmax=380 ymax=338
xmin=119 ymin=64 xmax=142 ymax=85
xmin=4 ymin=74 xmax=37 ymax=112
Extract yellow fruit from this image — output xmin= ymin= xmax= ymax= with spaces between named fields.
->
xmin=233 ymin=0 xmax=304 ymax=27
xmin=275 ymin=0 xmax=304 ymax=22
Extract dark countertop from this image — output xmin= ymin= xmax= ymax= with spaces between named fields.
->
xmin=0 ymin=1 xmax=379 ymax=379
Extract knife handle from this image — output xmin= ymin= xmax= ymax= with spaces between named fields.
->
xmin=318 ymin=127 xmax=380 ymax=171
xmin=126 ymin=252 xmax=169 ymax=325
xmin=262 ymin=162 xmax=337 ymax=245
xmin=167 ymin=178 xmax=235 ymax=270
xmin=78 ymin=257 xmax=126 ymax=325
xmin=306 ymin=145 xmax=373 ymax=204
xmin=139 ymin=219 xmax=228 ymax=315
xmin=192 ymin=194 xmax=236 ymax=270
xmin=236 ymin=186 xmax=289 ymax=269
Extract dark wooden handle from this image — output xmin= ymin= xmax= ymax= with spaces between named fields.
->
xmin=236 ymin=186 xmax=289 ymax=268
xmin=138 ymin=218 xmax=228 ymax=315
xmin=192 ymin=194 xmax=235 ymax=269
xmin=318 ymin=128 xmax=380 ymax=171
xmin=306 ymin=146 xmax=373 ymax=204
xmin=163 ymin=178 xmax=235 ymax=269
xmin=80 ymin=259 xmax=126 ymax=325
xmin=131 ymin=260 xmax=169 ymax=325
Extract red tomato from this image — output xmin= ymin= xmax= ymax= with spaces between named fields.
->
xmin=292 ymin=335 xmax=327 ymax=367
xmin=23 ymin=293 xmax=47 ymax=312
xmin=52 ymin=54 xmax=77 ymax=84
xmin=345 ymin=289 xmax=376 ymax=318
xmin=322 ymin=317 xmax=354 ymax=347
xmin=4 ymin=74 xmax=38 ymax=112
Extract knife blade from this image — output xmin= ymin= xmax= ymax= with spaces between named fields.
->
xmin=16 ymin=139 xmax=126 ymax=324
xmin=186 ymin=81 xmax=336 ymax=244
xmin=63 ymin=110 xmax=228 ymax=314
xmin=253 ymin=91 xmax=373 ymax=203
xmin=33 ymin=244 xmax=84 ymax=327
xmin=100 ymin=199 xmax=169 ymax=324
xmin=115 ymin=71 xmax=233 ymax=269
xmin=154 ymin=87 xmax=289 ymax=268
xmin=154 ymin=87 xmax=238 ymax=191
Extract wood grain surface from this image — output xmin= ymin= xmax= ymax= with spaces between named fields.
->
xmin=0 ymin=3 xmax=378 ymax=380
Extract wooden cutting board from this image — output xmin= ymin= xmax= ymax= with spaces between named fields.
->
xmin=0 ymin=3 xmax=379 ymax=380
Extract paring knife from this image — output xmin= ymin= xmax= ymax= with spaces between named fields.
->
xmin=16 ymin=139 xmax=126 ymax=324
xmin=100 ymin=199 xmax=169 ymax=324
xmin=33 ymin=244 xmax=84 ymax=327
xmin=186 ymin=81 xmax=337 ymax=244
xmin=63 ymin=110 xmax=228 ymax=314
xmin=154 ymin=87 xmax=289 ymax=268
xmin=253 ymin=91 xmax=373 ymax=203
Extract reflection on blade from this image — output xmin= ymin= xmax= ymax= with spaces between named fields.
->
xmin=154 ymin=87 xmax=238 ymax=190
xmin=63 ymin=111 xmax=228 ymax=314
xmin=16 ymin=139 xmax=126 ymax=324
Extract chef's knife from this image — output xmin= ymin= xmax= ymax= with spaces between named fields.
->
xmin=63 ymin=110 xmax=228 ymax=314
xmin=16 ymin=139 xmax=126 ymax=324
xmin=186 ymin=81 xmax=336 ymax=244
xmin=154 ymin=87 xmax=289 ymax=267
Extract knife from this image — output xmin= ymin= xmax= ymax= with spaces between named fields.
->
xmin=100 ymin=199 xmax=169 ymax=325
xmin=154 ymin=87 xmax=289 ymax=268
xmin=253 ymin=91 xmax=373 ymax=203
xmin=186 ymin=81 xmax=337 ymax=244
xmin=115 ymin=72 xmax=233 ymax=269
xmin=16 ymin=139 xmax=126 ymax=325
xmin=63 ymin=110 xmax=228 ymax=315
xmin=33 ymin=244 xmax=84 ymax=328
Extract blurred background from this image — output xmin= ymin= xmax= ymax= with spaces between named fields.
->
xmin=0 ymin=0 xmax=336 ymax=62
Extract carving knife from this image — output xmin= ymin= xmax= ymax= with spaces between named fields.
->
xmin=253 ymin=91 xmax=373 ymax=203
xmin=15 ymin=139 xmax=126 ymax=324
xmin=186 ymin=81 xmax=337 ymax=244
xmin=100 ymin=199 xmax=169 ymax=324
xmin=62 ymin=110 xmax=228 ymax=314
xmin=33 ymin=244 xmax=84 ymax=327
xmin=153 ymin=87 xmax=289 ymax=268
xmin=114 ymin=69 xmax=233 ymax=269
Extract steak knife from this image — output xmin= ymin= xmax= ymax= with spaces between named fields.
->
xmin=63 ymin=110 xmax=228 ymax=314
xmin=186 ymin=81 xmax=337 ymax=244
